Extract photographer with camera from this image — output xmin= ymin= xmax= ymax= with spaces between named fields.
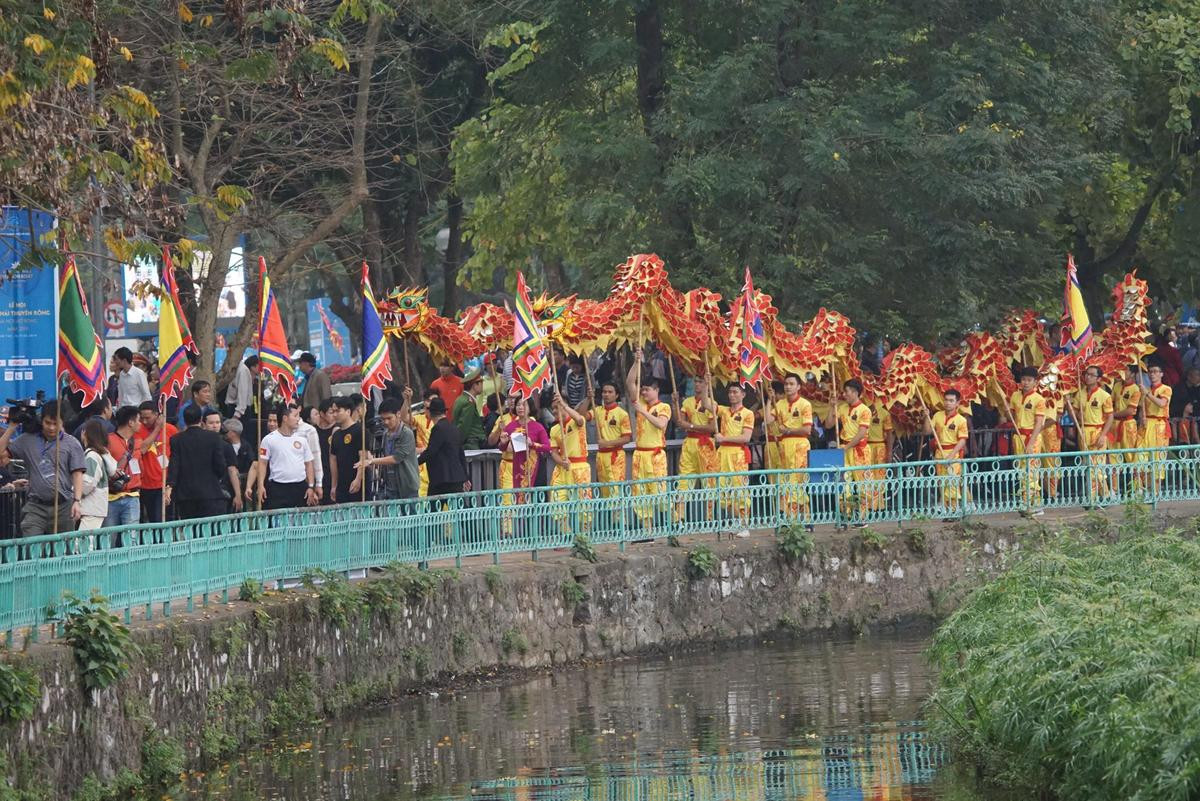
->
xmin=0 ymin=399 xmax=86 ymax=536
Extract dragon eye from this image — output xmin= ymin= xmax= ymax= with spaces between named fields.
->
xmin=400 ymin=297 xmax=416 ymax=310
xmin=543 ymin=306 xmax=564 ymax=320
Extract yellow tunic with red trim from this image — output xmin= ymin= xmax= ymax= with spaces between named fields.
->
xmin=593 ymin=403 xmax=630 ymax=486
xmin=1144 ymin=383 xmax=1172 ymax=447
xmin=930 ymin=410 xmax=968 ymax=456
xmin=678 ymin=396 xmax=717 ymax=476
xmin=1117 ymin=383 xmax=1142 ymax=450
xmin=550 ymin=415 xmax=592 ymax=487
xmin=716 ymin=404 xmax=755 ymax=474
xmin=772 ymin=395 xmax=813 ymax=469
xmin=836 ymin=401 xmax=872 ymax=466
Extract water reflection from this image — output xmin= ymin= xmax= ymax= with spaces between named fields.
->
xmin=189 ymin=631 xmax=949 ymax=800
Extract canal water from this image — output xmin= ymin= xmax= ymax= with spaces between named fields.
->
xmin=188 ymin=631 xmax=971 ymax=800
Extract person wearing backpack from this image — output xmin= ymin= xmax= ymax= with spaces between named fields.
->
xmin=79 ymin=419 xmax=118 ymax=532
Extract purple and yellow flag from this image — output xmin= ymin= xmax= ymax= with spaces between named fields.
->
xmin=511 ymin=271 xmax=551 ymax=400
xmin=57 ymin=254 xmax=106 ymax=406
xmin=737 ymin=267 xmax=770 ymax=386
xmin=360 ymin=261 xmax=392 ymax=397
xmin=1060 ymin=253 xmax=1093 ymax=356
xmin=158 ymin=246 xmax=198 ymax=400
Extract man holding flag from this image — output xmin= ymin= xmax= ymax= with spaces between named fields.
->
xmin=153 ymin=246 xmax=200 ymax=523
xmin=1060 ymin=254 xmax=1108 ymax=502
xmin=705 ymin=267 xmax=771 ymax=535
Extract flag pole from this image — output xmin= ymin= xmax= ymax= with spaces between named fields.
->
xmin=488 ymin=355 xmax=502 ymax=410
xmin=917 ymin=394 xmax=946 ymax=460
xmin=830 ymin=364 xmax=841 ymax=446
xmin=360 ymin=407 xmax=368 ymax=504
xmin=255 ymin=371 xmax=263 ymax=512
xmin=160 ymin=394 xmax=168 ymax=523
xmin=760 ymin=379 xmax=771 ymax=470
xmin=403 ymin=337 xmax=412 ymax=391
xmin=53 ymin=414 xmax=61 ymax=536
xmin=256 ymin=254 xmax=265 ymax=513
xmin=549 ymin=356 xmax=568 ymax=464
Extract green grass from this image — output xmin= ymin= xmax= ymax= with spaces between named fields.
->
xmin=928 ymin=533 xmax=1200 ymax=801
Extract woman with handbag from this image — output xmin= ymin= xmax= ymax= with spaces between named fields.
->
xmin=79 ymin=420 xmax=118 ymax=533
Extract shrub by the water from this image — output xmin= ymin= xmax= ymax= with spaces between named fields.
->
xmin=928 ymin=534 xmax=1200 ymax=801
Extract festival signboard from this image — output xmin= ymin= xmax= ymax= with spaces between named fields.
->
xmin=0 ymin=208 xmax=59 ymax=408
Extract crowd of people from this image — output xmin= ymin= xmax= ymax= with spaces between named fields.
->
xmin=1 ymin=319 xmax=1198 ymax=540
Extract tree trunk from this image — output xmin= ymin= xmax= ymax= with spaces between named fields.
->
xmin=442 ymin=193 xmax=464 ymax=317
xmin=192 ymin=222 xmax=239 ymax=383
xmin=634 ymin=0 xmax=666 ymax=140
xmin=212 ymin=11 xmax=383 ymax=390
xmin=544 ymin=255 xmax=568 ymax=294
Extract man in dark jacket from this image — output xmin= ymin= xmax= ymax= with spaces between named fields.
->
xmin=417 ymin=397 xmax=471 ymax=496
xmin=166 ymin=404 xmax=229 ymax=520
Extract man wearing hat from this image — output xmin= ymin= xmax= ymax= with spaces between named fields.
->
xmin=297 ymin=352 xmax=332 ymax=410
xmin=452 ymin=367 xmax=486 ymax=450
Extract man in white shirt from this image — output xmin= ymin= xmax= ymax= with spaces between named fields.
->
xmin=292 ymin=402 xmax=324 ymax=502
xmin=252 ymin=405 xmax=318 ymax=510
xmin=113 ymin=347 xmax=152 ymax=408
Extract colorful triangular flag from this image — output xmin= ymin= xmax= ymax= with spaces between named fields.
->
xmin=57 ymin=254 xmax=106 ymax=406
xmin=360 ymin=262 xmax=392 ymax=398
xmin=257 ymin=256 xmax=295 ymax=405
xmin=158 ymin=246 xmax=198 ymax=400
xmin=511 ymin=271 xmax=551 ymax=400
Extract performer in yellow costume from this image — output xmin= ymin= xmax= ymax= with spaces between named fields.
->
xmin=865 ymin=398 xmax=893 ymax=513
xmin=674 ymin=374 xmax=717 ymax=520
xmin=625 ymin=351 xmax=671 ymax=526
xmin=1008 ymin=367 xmax=1048 ymax=514
xmin=1073 ymin=365 xmax=1115 ymax=503
xmin=1143 ymin=364 xmax=1172 ymax=488
xmin=1040 ymin=394 xmax=1063 ymax=501
xmin=548 ymin=392 xmax=593 ymax=530
xmin=1113 ymin=366 xmax=1144 ymax=491
xmin=923 ymin=388 xmax=969 ymax=518
xmin=764 ymin=373 xmax=813 ymax=523
xmin=705 ymin=382 xmax=755 ymax=536
xmin=826 ymin=378 xmax=872 ymax=527
xmin=593 ymin=382 xmax=632 ymax=496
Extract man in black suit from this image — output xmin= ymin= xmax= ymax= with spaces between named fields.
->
xmin=417 ymin=397 xmax=471 ymax=496
xmin=166 ymin=404 xmax=230 ymax=520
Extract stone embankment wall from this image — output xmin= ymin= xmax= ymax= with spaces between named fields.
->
xmin=0 ymin=515 xmax=1101 ymax=797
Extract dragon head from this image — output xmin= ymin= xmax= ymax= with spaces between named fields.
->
xmin=378 ymin=287 xmax=429 ymax=335
xmin=532 ymin=293 xmax=580 ymax=343
xmin=1111 ymin=271 xmax=1150 ymax=326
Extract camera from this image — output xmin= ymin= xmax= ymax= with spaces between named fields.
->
xmin=5 ymin=390 xmax=46 ymax=433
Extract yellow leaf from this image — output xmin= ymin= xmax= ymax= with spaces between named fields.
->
xmin=23 ymin=34 xmax=52 ymax=55
xmin=120 ymin=46 xmax=133 ymax=62
xmin=42 ymin=6 xmax=55 ymax=20
xmin=309 ymin=38 xmax=349 ymax=71
xmin=0 ymin=71 xmax=32 ymax=113
xmin=201 ymin=14 xmax=213 ymax=27
xmin=66 ymin=55 xmax=95 ymax=88
xmin=103 ymin=229 xmax=134 ymax=264
xmin=177 ymin=2 xmax=193 ymax=22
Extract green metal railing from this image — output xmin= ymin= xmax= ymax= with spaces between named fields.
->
xmin=2 ymin=443 xmax=1197 ymax=641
